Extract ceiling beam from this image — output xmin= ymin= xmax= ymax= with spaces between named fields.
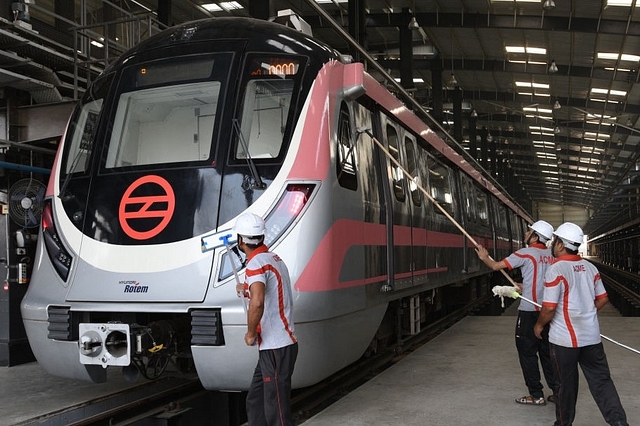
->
xmin=306 ymin=12 xmax=640 ymax=37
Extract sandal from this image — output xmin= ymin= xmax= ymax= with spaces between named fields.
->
xmin=547 ymin=395 xmax=556 ymax=404
xmin=515 ymin=395 xmax=547 ymax=406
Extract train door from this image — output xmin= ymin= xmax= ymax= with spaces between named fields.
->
xmin=460 ymin=175 xmax=489 ymax=273
xmin=508 ymin=210 xmax=524 ymax=252
xmin=379 ymin=114 xmax=412 ymax=291
xmin=404 ymin=134 xmax=427 ymax=287
xmin=424 ymin=154 xmax=461 ymax=287
xmin=490 ymin=197 xmax=510 ymax=261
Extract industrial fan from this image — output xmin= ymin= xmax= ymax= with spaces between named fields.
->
xmin=8 ymin=178 xmax=46 ymax=228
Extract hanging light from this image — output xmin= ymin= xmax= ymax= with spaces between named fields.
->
xmin=626 ymin=118 xmax=633 ymax=127
xmin=553 ymin=100 xmax=561 ymax=110
xmin=470 ymin=109 xmax=478 ymax=118
xmin=548 ymin=60 xmax=558 ymax=73
xmin=554 ymin=126 xmax=561 ymax=134
xmin=543 ymin=0 xmax=556 ymax=10
xmin=449 ymin=72 xmax=458 ymax=86
xmin=408 ymin=16 xmax=419 ymax=30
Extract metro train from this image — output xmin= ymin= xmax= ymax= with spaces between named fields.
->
xmin=21 ymin=16 xmax=532 ymax=391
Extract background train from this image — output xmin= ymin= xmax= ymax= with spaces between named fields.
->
xmin=21 ymin=16 xmax=532 ymax=391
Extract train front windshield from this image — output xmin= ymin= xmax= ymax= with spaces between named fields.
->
xmin=59 ymin=51 xmax=306 ymax=244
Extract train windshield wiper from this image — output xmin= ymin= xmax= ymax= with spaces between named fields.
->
xmin=232 ymin=118 xmax=266 ymax=190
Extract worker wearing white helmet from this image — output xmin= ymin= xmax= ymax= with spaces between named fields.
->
xmin=534 ymin=222 xmax=628 ymax=426
xmin=233 ymin=212 xmax=298 ymax=426
xmin=476 ymin=220 xmax=557 ymax=406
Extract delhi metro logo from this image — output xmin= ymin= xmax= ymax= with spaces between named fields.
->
xmin=119 ymin=175 xmax=175 ymax=240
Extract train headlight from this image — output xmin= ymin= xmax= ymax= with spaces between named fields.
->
xmin=42 ymin=201 xmax=73 ymax=281
xmin=264 ymin=183 xmax=315 ymax=246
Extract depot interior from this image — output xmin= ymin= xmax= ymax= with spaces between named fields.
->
xmin=1 ymin=0 xmax=639 ymax=366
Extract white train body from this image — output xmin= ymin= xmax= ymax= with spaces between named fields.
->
xmin=21 ymin=17 xmax=530 ymax=390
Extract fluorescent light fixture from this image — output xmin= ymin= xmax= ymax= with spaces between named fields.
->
xmin=508 ymin=60 xmax=547 ymax=65
xmin=393 ymin=78 xmax=426 ymax=83
xmin=598 ymin=52 xmax=640 ymax=62
xmin=220 ymin=2 xmax=243 ymax=10
xmin=607 ymin=0 xmax=634 ymax=6
xmin=316 ymin=0 xmax=348 ymax=2
xmin=523 ymin=107 xmax=552 ymax=114
xmin=91 ymin=40 xmax=104 ymax=48
xmin=527 ymin=47 xmax=547 ymax=55
xmin=597 ymin=52 xmax=620 ymax=60
xmin=506 ymin=46 xmax=526 ymax=53
xmin=604 ymin=67 xmax=632 ymax=72
xmin=621 ymin=54 xmax=640 ymax=61
xmin=590 ymin=88 xmax=627 ymax=96
xmin=493 ymin=0 xmax=540 ymax=2
xmin=590 ymin=98 xmax=618 ymax=103
xmin=530 ymin=126 xmax=554 ymax=132
xmin=515 ymin=81 xmax=550 ymax=89
xmin=202 ymin=3 xmax=222 ymax=11
xmin=506 ymin=46 xmax=546 ymax=54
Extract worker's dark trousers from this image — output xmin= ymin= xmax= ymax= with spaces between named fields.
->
xmin=515 ymin=311 xmax=556 ymax=399
xmin=551 ymin=343 xmax=627 ymax=426
xmin=246 ymin=343 xmax=298 ymax=426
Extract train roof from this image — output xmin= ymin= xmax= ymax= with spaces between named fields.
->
xmin=105 ymin=17 xmax=343 ymax=73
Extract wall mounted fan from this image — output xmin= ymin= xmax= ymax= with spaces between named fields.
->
xmin=8 ymin=178 xmax=46 ymax=228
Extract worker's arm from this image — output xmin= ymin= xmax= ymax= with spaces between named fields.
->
xmin=475 ymin=246 xmax=507 ymax=271
xmin=595 ymin=295 xmax=609 ymax=311
xmin=245 ymin=281 xmax=265 ymax=346
xmin=534 ymin=304 xmax=556 ymax=339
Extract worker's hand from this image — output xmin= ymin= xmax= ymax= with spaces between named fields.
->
xmin=514 ymin=283 xmax=523 ymax=294
xmin=475 ymin=245 xmax=489 ymax=260
xmin=236 ymin=283 xmax=249 ymax=298
xmin=244 ymin=331 xmax=258 ymax=346
xmin=533 ymin=323 xmax=543 ymax=340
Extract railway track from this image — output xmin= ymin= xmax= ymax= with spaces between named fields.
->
xmin=592 ymin=260 xmax=640 ymax=316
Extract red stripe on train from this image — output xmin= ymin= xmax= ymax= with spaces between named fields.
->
xmin=295 ymin=218 xmax=475 ymax=292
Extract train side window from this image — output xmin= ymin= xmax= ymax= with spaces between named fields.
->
xmin=404 ymin=137 xmax=421 ymax=207
xmin=499 ymin=205 xmax=509 ymax=233
xmin=475 ymin=189 xmax=489 ymax=226
xmin=63 ymin=74 xmax=113 ymax=175
xmin=336 ymin=104 xmax=358 ymax=190
xmin=462 ymin=177 xmax=476 ymax=222
xmin=427 ymin=157 xmax=453 ymax=215
xmin=386 ymin=124 xmax=405 ymax=202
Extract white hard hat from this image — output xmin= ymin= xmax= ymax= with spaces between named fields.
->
xmin=553 ymin=222 xmax=583 ymax=250
xmin=529 ymin=220 xmax=554 ymax=242
xmin=233 ymin=212 xmax=265 ymax=238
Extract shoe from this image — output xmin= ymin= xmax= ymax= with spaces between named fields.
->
xmin=515 ymin=395 xmax=546 ymax=406
xmin=547 ymin=395 xmax=556 ymax=404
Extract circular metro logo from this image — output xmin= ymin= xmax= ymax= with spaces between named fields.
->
xmin=119 ymin=175 xmax=175 ymax=240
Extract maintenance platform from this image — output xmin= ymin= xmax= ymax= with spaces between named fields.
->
xmin=302 ymin=301 xmax=639 ymax=426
